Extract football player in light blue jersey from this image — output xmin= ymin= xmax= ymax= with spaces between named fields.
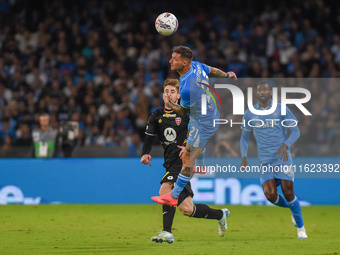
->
xmin=240 ymin=82 xmax=308 ymax=239
xmin=152 ymin=46 xmax=237 ymax=237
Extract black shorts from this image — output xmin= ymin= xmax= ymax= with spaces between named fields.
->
xmin=163 ymin=159 xmax=182 ymax=173
xmin=160 ymin=162 xmax=194 ymax=206
xmin=161 ymin=159 xmax=182 ymax=183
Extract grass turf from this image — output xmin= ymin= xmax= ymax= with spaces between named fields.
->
xmin=0 ymin=205 xmax=339 ymax=255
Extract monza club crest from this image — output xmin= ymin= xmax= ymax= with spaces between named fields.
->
xmin=175 ymin=117 xmax=181 ymax=126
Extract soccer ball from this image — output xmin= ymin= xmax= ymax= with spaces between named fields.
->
xmin=155 ymin=12 xmax=178 ymax=36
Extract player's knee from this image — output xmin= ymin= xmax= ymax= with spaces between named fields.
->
xmin=178 ymin=204 xmax=194 ymax=216
xmin=264 ymin=189 xmax=277 ymax=203
xmin=282 ymin=188 xmax=294 ymax=201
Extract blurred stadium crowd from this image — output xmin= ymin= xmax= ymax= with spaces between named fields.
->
xmin=0 ymin=0 xmax=339 ymax=157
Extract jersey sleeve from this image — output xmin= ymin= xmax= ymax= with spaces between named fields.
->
xmin=283 ymin=106 xmax=300 ymax=147
xmin=200 ymin=62 xmax=211 ymax=75
xmin=241 ymin=110 xmax=251 ymax=131
xmin=145 ymin=111 xmax=157 ymax=136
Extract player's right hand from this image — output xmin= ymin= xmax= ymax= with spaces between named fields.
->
xmin=240 ymin=156 xmax=248 ymax=172
xmin=141 ymin=154 xmax=152 ymax=166
xmin=227 ymin=71 xmax=238 ymax=80
xmin=164 ymin=93 xmax=172 ymax=109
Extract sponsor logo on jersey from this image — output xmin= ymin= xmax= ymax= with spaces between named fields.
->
xmin=164 ymin=127 xmax=177 ymax=142
xmin=163 ymin=113 xmax=176 ymax=118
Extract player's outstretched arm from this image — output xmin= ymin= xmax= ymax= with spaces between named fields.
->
xmin=240 ymin=129 xmax=250 ymax=171
xmin=209 ymin=67 xmax=237 ymax=80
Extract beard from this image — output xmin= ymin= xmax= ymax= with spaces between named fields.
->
xmin=171 ymin=64 xmax=184 ymax=72
xmin=258 ymin=96 xmax=270 ymax=104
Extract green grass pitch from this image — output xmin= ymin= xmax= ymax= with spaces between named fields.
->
xmin=1 ymin=205 xmax=339 ymax=254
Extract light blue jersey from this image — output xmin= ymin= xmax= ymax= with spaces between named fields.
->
xmin=180 ymin=61 xmax=220 ymax=147
xmin=241 ymin=100 xmax=298 ymax=165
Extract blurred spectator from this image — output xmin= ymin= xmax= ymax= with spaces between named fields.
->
xmin=2 ymin=134 xmax=13 ymax=148
xmin=15 ymin=123 xmax=32 ymax=146
xmin=32 ymin=114 xmax=58 ymax=158
xmin=128 ymin=133 xmax=143 ymax=157
xmin=84 ymin=125 xmax=105 ymax=146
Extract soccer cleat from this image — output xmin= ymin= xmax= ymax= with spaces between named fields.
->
xmin=297 ymin=226 xmax=308 ymax=239
xmin=151 ymin=231 xmax=174 ymax=244
xmin=218 ymin=208 xmax=230 ymax=237
xmin=151 ymin=193 xmax=178 ymax=206
xmin=291 ymin=214 xmax=297 ymax=227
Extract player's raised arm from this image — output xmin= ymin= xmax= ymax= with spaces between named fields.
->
xmin=209 ymin=67 xmax=237 ymax=80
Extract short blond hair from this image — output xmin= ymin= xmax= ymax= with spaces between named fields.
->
xmin=163 ymin=78 xmax=179 ymax=92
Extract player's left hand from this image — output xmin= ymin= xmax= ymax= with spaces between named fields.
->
xmin=277 ymin=143 xmax=288 ymax=162
xmin=177 ymin=145 xmax=186 ymax=158
xmin=227 ymin=71 xmax=237 ymax=80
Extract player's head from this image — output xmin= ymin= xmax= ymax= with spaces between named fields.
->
xmin=163 ymin=78 xmax=180 ymax=104
xmin=256 ymin=82 xmax=272 ymax=104
xmin=169 ymin=46 xmax=193 ymax=72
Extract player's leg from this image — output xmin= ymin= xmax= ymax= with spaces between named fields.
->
xmin=159 ymin=182 xmax=176 ymax=233
xmin=177 ymin=183 xmax=230 ymax=237
xmin=281 ymin=180 xmax=307 ymax=238
xmin=151 ymin=181 xmax=176 ymax=243
xmin=262 ymin=178 xmax=289 ymax=207
xmin=262 ymin=179 xmax=278 ymax=203
xmin=170 ymin=144 xmax=203 ymax=198
xmin=177 ymin=195 xmax=223 ymax=219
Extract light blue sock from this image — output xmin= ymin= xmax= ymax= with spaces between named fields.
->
xmin=288 ymin=196 xmax=304 ymax=228
xmin=274 ymin=194 xmax=289 ymax=208
xmin=195 ymin=148 xmax=205 ymax=166
xmin=170 ymin=173 xmax=191 ymax=199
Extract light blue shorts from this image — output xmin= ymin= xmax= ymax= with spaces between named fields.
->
xmin=187 ymin=118 xmax=218 ymax=148
xmin=260 ymin=159 xmax=294 ymax=185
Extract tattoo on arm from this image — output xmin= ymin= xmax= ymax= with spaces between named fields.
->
xmin=181 ymin=166 xmax=191 ymax=176
xmin=209 ymin=67 xmax=227 ymax=78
